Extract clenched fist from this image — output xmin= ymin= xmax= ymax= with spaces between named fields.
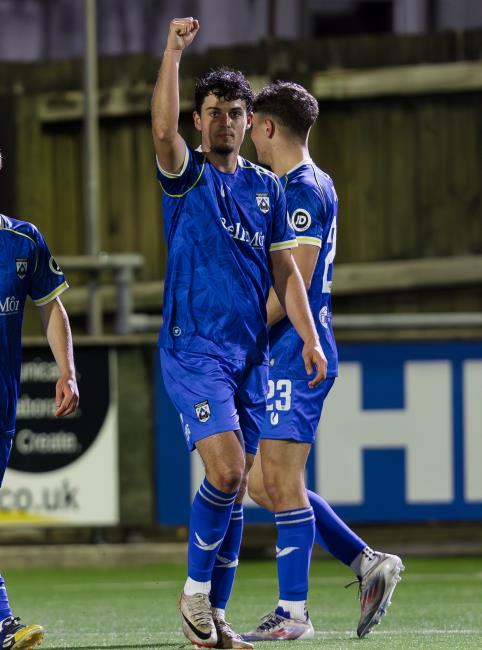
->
xmin=167 ymin=17 xmax=200 ymax=51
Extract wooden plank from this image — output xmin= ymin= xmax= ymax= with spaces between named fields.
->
xmin=133 ymin=121 xmax=165 ymax=281
xmin=312 ymin=61 xmax=482 ymax=100
xmin=333 ymin=255 xmax=482 ymax=295
xmin=385 ymin=101 xmax=417 ymax=259
xmin=33 ymin=62 xmax=482 ymax=124
xmin=47 ymin=255 xmax=482 ymax=318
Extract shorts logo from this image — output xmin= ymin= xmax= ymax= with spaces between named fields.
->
xmin=49 ymin=256 xmax=63 ymax=275
xmin=256 ymin=193 xmax=270 ymax=214
xmin=195 ymin=400 xmax=211 ymax=423
xmin=270 ymin=413 xmax=279 ymax=426
xmin=16 ymin=258 xmax=28 ymax=279
xmin=291 ymin=209 xmax=312 ymax=232
xmin=319 ymin=305 xmax=329 ymax=329
xmin=172 ymin=326 xmax=182 ymax=337
xmin=180 ymin=414 xmax=191 ymax=442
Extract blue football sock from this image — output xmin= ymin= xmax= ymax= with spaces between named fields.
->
xmin=0 ymin=575 xmax=12 ymax=620
xmin=210 ymin=503 xmax=243 ymax=609
xmin=275 ymin=506 xmax=315 ymax=602
xmin=307 ymin=490 xmax=365 ymax=566
xmin=187 ymin=478 xmax=237 ymax=583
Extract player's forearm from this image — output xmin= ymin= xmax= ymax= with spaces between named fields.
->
xmin=151 ymin=48 xmax=182 ymax=143
xmin=273 ymin=260 xmax=319 ymax=345
xmin=40 ymin=299 xmax=76 ymax=379
xmin=266 ymin=287 xmax=286 ymax=328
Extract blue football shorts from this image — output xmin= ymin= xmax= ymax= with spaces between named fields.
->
xmin=260 ymin=374 xmax=335 ymax=444
xmin=160 ymin=348 xmax=268 ymax=455
xmin=0 ymin=432 xmax=14 ymax=487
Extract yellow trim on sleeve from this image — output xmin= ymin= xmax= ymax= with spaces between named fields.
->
xmin=33 ymin=281 xmax=69 ymax=307
xmin=296 ymin=236 xmax=322 ymax=248
xmin=156 ymin=146 xmax=189 ymax=178
xmin=239 ymin=159 xmax=282 ymax=197
xmin=159 ymin=157 xmax=206 ymax=198
xmin=3 ymin=228 xmax=35 ymax=246
xmin=269 ymin=239 xmax=298 ymax=252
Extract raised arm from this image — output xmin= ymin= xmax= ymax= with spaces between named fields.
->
xmin=270 ymin=249 xmax=327 ymax=387
xmin=151 ymin=17 xmax=199 ymax=174
xmin=38 ymin=298 xmax=79 ymax=417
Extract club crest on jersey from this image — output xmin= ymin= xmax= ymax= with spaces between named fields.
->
xmin=256 ymin=193 xmax=270 ymax=214
xmin=195 ymin=400 xmax=211 ymax=423
xmin=16 ymin=258 xmax=28 ymax=279
xmin=291 ymin=209 xmax=312 ymax=232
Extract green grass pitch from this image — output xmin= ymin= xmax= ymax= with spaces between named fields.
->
xmin=4 ymin=556 xmax=482 ymax=649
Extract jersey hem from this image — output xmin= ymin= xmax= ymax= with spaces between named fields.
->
xmin=159 ymin=342 xmax=269 ymax=367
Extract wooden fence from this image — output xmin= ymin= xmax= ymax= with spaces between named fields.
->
xmin=1 ymin=29 xmax=482 ymax=335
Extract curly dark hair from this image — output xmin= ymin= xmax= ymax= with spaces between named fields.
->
xmin=194 ymin=67 xmax=253 ymax=114
xmin=253 ymin=81 xmax=319 ymax=141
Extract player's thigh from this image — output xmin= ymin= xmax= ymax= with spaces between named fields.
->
xmin=160 ymin=348 xmax=240 ymax=452
xmin=234 ymin=363 xmax=268 ymax=456
xmin=262 ymin=376 xmax=335 ymax=445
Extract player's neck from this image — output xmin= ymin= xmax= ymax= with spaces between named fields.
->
xmin=206 ymin=150 xmax=239 ymax=174
xmin=271 ymin=143 xmax=310 ymax=177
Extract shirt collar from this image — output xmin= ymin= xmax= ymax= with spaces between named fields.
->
xmin=285 ymin=158 xmax=313 ymax=176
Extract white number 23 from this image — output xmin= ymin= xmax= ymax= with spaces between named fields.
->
xmin=266 ymin=379 xmax=292 ymax=412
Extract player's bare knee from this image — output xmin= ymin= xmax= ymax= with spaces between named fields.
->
xmin=208 ymin=465 xmax=244 ymax=494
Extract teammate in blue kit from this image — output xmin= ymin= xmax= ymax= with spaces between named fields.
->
xmin=0 ymin=151 xmax=79 ymax=649
xmin=151 ymin=18 xmax=327 ymax=649
xmin=243 ymin=82 xmax=403 ymax=640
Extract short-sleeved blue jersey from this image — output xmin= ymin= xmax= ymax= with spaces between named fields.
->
xmin=269 ymin=160 xmax=338 ymax=378
xmin=0 ymin=215 xmax=68 ymax=436
xmin=157 ymin=145 xmax=296 ymax=365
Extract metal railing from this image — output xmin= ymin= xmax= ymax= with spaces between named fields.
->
xmin=56 ymin=254 xmax=482 ymax=336
xmin=56 ymin=253 xmax=163 ymax=335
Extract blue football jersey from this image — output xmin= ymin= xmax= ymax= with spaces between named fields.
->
xmin=157 ymin=145 xmax=296 ymax=365
xmin=0 ymin=215 xmax=68 ymax=436
xmin=269 ymin=160 xmax=338 ymax=378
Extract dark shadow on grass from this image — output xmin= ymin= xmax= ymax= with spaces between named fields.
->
xmin=46 ymin=644 xmax=187 ymax=649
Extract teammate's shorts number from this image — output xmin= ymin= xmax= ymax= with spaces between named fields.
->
xmin=267 ymin=379 xmax=292 ymax=412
